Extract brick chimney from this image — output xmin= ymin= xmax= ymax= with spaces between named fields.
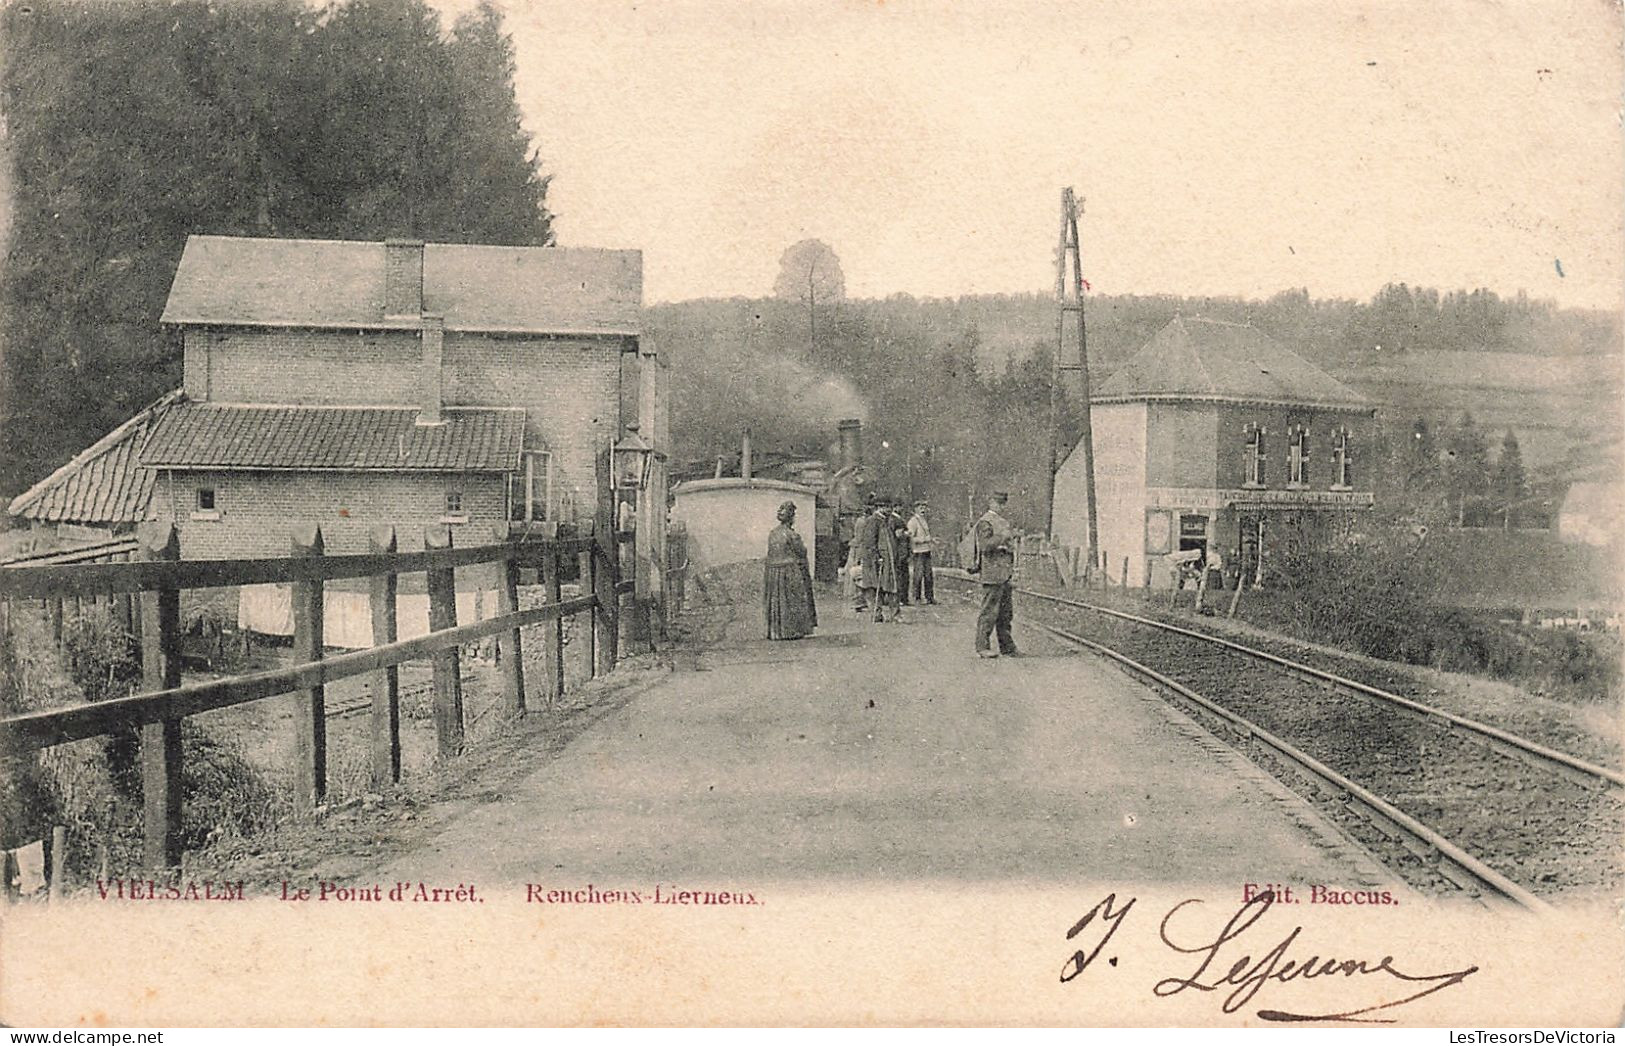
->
xmin=417 ymin=313 xmax=445 ymax=426
xmin=385 ymin=239 xmax=424 ymax=319
xmin=838 ymin=419 xmax=863 ymax=471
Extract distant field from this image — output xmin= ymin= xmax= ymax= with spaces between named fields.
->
xmin=1331 ymin=351 xmax=1622 ymax=472
xmin=1338 ymin=351 xmax=1623 ymax=391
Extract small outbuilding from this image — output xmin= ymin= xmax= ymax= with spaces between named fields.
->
xmin=669 ymin=478 xmax=818 ymax=573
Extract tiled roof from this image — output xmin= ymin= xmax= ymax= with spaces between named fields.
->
xmin=7 ymin=391 xmax=180 ymax=524
xmin=139 ymin=403 xmax=526 ymax=471
xmin=1095 ymin=317 xmax=1369 ymax=409
xmin=160 ymin=236 xmax=642 ymax=336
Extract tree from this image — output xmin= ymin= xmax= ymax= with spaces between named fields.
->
xmin=0 ymin=0 xmax=555 ymax=500
xmin=1491 ymin=430 xmax=1528 ymax=531
xmin=772 ymin=239 xmax=845 ymax=355
xmin=1402 ymin=418 xmax=1438 ymax=492
xmin=1442 ymin=412 xmax=1491 ymax=525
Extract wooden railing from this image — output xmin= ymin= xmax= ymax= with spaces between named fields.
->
xmin=0 ymin=535 xmax=142 ymax=645
xmin=664 ymin=523 xmax=689 ymax=619
xmin=0 ymin=520 xmax=629 ymax=871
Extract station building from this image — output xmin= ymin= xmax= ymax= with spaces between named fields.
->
xmin=1053 ymin=317 xmax=1375 ymax=588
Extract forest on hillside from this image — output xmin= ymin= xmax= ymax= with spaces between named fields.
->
xmin=0 ymin=0 xmax=553 ymax=502
xmin=649 ymin=268 xmax=1621 ymax=532
xmin=1 ymin=0 xmax=1618 ymax=536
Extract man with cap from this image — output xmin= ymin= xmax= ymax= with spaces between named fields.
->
xmin=856 ymin=493 xmax=901 ymax=622
xmin=906 ymin=500 xmax=936 ymax=605
xmin=973 ymin=491 xmax=1018 ymax=657
xmin=890 ymin=500 xmax=912 ymax=606
xmin=851 ymin=494 xmax=878 ymax=614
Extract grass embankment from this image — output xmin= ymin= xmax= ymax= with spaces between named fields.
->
xmin=0 ymin=581 xmax=643 ymax=888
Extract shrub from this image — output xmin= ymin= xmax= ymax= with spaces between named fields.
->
xmin=1 ymin=607 xmax=280 ymax=880
xmin=1247 ymin=527 xmax=1618 ymax=703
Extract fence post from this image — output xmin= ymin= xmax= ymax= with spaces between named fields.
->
xmin=136 ymin=522 xmax=182 ymax=869
xmin=290 ymin=524 xmax=326 ymax=813
xmin=541 ymin=527 xmax=564 ymax=707
xmin=425 ymin=524 xmax=464 ymax=757
xmin=492 ymin=523 xmax=526 ymax=717
xmin=49 ymin=596 xmax=63 ymax=643
xmin=1121 ymin=556 xmax=1129 ymax=589
xmin=123 ymin=551 xmax=141 ymax=646
xmin=368 ymin=526 xmax=401 ymax=787
xmin=578 ymin=538 xmax=597 ymax=679
xmin=1227 ymin=573 xmax=1245 ymax=619
xmin=49 ymin=825 xmax=66 ymax=904
xmin=594 ymin=529 xmax=618 ymax=676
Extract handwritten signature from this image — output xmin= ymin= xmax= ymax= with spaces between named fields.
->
xmin=1061 ymin=890 xmax=1478 ymax=1023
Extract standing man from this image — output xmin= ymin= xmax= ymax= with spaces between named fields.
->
xmin=890 ymin=502 xmax=912 ymax=606
xmin=858 ymin=495 xmax=901 ymax=622
xmin=907 ymin=500 xmax=936 ymax=605
xmin=973 ymin=491 xmax=1017 ymax=658
xmin=852 ymin=495 xmax=878 ymax=614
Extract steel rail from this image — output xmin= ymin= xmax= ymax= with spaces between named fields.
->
xmin=939 ymin=571 xmax=1622 ymax=796
xmin=1020 ymin=586 xmax=1625 ymax=796
xmin=1032 ymin=619 xmax=1551 ymax=913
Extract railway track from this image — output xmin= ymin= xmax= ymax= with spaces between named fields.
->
xmin=942 ymin=572 xmax=1623 ymax=908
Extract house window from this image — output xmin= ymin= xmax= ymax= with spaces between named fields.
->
xmin=1244 ymin=424 xmax=1267 ymax=487
xmin=507 ymin=450 xmax=552 ymax=523
xmin=443 ymin=490 xmax=465 ymax=520
xmin=1288 ymin=425 xmax=1310 ymax=487
xmin=191 ymin=486 xmax=220 ymax=521
xmin=1332 ymin=427 xmax=1352 ymax=489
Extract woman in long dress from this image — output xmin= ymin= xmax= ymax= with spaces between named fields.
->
xmin=764 ymin=500 xmax=817 ymax=640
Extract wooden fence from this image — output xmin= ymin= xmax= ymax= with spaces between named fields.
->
xmin=0 ymin=520 xmax=638 ymax=872
xmin=664 ymin=522 xmax=689 ymax=618
xmin=0 ymin=534 xmax=143 ymax=646
xmin=1012 ymin=534 xmax=1127 ymax=589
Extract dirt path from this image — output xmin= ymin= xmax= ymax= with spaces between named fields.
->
xmin=202 ymin=576 xmax=1398 ymax=896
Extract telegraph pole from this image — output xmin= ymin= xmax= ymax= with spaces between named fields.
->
xmin=1045 ymin=187 xmax=1098 ymax=568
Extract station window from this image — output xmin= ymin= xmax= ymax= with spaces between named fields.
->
xmin=444 ymin=490 xmax=464 ymax=517
xmin=1332 ymin=427 xmax=1352 ymax=489
xmin=1243 ymin=424 xmax=1267 ymax=487
xmin=1288 ymin=425 xmax=1310 ymax=487
xmin=190 ymin=485 xmax=220 ymax=522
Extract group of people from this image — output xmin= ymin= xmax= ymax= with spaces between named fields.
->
xmin=762 ymin=489 xmax=1021 ymax=659
xmin=851 ymin=494 xmax=937 ymax=622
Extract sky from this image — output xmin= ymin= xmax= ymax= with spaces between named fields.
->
xmin=438 ymin=0 xmax=1623 ymax=309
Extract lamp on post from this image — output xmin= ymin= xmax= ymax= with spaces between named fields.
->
xmin=611 ymin=424 xmax=657 ymax=651
xmin=612 ymin=424 xmax=654 ymax=494
xmin=612 ymin=424 xmax=655 ymax=537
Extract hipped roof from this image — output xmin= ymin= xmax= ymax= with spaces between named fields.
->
xmin=161 ymin=235 xmax=642 ymax=337
xmin=140 ymin=402 xmax=527 ymax=472
xmin=7 ymin=390 xmax=180 ymax=525
xmin=1094 ymin=316 xmax=1369 ymax=410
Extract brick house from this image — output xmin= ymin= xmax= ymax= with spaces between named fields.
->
xmin=11 ymin=235 xmax=663 ymax=642
xmin=1054 ymin=316 xmax=1375 ymax=588
xmin=143 ymin=235 xmax=644 ymax=558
